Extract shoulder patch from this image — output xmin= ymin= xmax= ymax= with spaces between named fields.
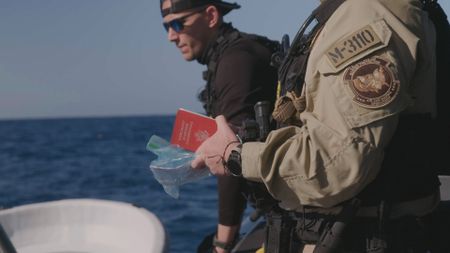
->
xmin=343 ymin=56 xmax=400 ymax=109
xmin=326 ymin=25 xmax=382 ymax=68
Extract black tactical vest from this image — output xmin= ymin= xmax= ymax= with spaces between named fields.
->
xmin=197 ymin=23 xmax=279 ymax=117
xmin=277 ymin=0 xmax=346 ymax=98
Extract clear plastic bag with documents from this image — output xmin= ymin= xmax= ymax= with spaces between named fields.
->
xmin=146 ymin=135 xmax=210 ymax=198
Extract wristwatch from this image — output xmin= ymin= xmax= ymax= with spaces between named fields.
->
xmin=226 ymin=145 xmax=242 ymax=177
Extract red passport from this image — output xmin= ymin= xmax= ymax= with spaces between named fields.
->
xmin=170 ymin=108 xmax=217 ymax=152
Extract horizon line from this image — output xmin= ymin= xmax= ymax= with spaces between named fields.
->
xmin=0 ymin=113 xmax=177 ymax=122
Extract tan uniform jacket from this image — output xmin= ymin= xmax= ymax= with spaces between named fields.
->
xmin=241 ymin=0 xmax=437 ymax=210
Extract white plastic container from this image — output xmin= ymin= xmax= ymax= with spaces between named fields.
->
xmin=0 ymin=199 xmax=167 ymax=253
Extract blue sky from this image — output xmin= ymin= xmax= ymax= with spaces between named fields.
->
xmin=1 ymin=1 xmax=449 ymax=120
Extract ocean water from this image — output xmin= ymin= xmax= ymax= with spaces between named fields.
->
xmin=0 ymin=116 xmax=221 ymax=253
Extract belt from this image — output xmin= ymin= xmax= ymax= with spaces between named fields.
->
xmin=288 ymin=191 xmax=440 ymax=219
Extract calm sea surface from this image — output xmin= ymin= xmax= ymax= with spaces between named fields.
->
xmin=0 ymin=116 xmax=222 ymax=253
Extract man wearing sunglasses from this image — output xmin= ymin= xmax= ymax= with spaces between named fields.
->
xmin=160 ymin=1 xmax=279 ymax=252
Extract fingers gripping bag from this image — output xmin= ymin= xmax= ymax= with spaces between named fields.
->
xmin=146 ymin=135 xmax=210 ymax=198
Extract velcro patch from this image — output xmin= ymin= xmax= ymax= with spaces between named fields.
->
xmin=326 ymin=25 xmax=382 ymax=68
xmin=343 ymin=56 xmax=400 ymax=109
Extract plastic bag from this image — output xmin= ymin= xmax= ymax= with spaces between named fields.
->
xmin=146 ymin=135 xmax=210 ymax=198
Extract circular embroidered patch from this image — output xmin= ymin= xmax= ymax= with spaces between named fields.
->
xmin=343 ymin=56 xmax=400 ymax=108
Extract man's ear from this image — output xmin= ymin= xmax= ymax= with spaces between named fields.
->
xmin=204 ymin=5 xmax=221 ymax=28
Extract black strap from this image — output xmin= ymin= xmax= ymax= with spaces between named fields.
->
xmin=212 ymin=234 xmax=237 ymax=251
xmin=278 ymin=0 xmax=346 ymax=96
xmin=201 ymin=25 xmax=241 ymax=116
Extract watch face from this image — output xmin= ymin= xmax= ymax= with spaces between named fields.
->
xmin=227 ymin=150 xmax=242 ymax=176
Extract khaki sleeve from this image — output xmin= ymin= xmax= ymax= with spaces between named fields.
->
xmin=242 ymin=118 xmax=397 ymax=210
xmin=241 ymin=0 xmax=426 ymax=210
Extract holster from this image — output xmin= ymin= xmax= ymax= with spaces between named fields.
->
xmin=265 ymin=209 xmax=298 ymax=253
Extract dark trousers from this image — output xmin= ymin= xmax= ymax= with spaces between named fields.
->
xmin=265 ymin=211 xmax=446 ymax=253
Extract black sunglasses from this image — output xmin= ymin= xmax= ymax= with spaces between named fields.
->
xmin=162 ymin=9 xmax=204 ymax=33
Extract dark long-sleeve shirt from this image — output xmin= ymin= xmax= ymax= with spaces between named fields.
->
xmin=199 ymin=23 xmax=277 ymax=225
